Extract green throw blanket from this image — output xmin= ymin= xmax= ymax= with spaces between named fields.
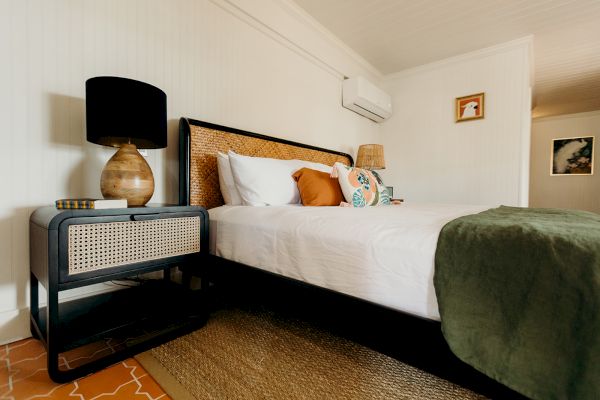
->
xmin=434 ymin=206 xmax=600 ymax=400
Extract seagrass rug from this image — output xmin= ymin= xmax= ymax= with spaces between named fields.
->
xmin=136 ymin=308 xmax=486 ymax=400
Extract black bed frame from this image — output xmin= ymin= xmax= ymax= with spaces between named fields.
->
xmin=178 ymin=118 xmax=526 ymax=400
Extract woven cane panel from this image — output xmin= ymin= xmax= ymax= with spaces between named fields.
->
xmin=189 ymin=125 xmax=352 ymax=209
xmin=67 ymin=216 xmax=200 ymax=275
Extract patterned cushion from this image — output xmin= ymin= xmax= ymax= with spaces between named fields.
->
xmin=333 ymin=162 xmax=391 ymax=207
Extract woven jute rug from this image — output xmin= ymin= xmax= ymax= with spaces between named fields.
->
xmin=136 ymin=308 xmax=486 ymax=400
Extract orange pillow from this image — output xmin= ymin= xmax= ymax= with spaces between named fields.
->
xmin=292 ymin=167 xmax=344 ymax=206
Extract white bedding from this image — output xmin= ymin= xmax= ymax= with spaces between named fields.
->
xmin=208 ymin=203 xmax=489 ymax=320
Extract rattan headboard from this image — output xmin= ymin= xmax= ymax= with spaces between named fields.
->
xmin=179 ymin=118 xmax=353 ymax=209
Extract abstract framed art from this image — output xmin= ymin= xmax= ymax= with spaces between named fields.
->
xmin=455 ymin=93 xmax=485 ymax=122
xmin=551 ymin=136 xmax=594 ymax=176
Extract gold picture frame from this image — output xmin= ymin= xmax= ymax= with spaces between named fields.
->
xmin=455 ymin=92 xmax=485 ymax=122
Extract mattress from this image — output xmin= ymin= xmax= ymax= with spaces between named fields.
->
xmin=208 ymin=202 xmax=489 ymax=320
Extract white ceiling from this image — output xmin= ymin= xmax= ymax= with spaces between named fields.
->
xmin=293 ymin=0 xmax=600 ymax=118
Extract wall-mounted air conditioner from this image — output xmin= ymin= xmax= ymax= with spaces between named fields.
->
xmin=342 ymin=77 xmax=392 ymax=123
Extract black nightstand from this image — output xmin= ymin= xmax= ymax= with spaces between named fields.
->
xmin=29 ymin=204 xmax=209 ymax=382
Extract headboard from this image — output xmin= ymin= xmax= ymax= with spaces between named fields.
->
xmin=179 ymin=118 xmax=354 ymax=209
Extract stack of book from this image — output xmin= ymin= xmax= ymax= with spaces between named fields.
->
xmin=55 ymin=198 xmax=128 ymax=209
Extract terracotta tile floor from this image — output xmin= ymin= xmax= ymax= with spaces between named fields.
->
xmin=0 ymin=338 xmax=170 ymax=399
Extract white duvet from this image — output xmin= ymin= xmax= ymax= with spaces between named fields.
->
xmin=208 ymin=202 xmax=489 ymax=320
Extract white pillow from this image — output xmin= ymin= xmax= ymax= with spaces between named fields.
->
xmin=228 ymin=151 xmax=331 ymax=206
xmin=298 ymin=160 xmax=332 ymax=174
xmin=217 ymin=152 xmax=243 ymax=205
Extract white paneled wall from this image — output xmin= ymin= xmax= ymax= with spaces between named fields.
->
xmin=530 ymin=111 xmax=600 ymax=213
xmin=380 ymin=38 xmax=532 ymax=207
xmin=0 ymin=0 xmax=380 ymax=344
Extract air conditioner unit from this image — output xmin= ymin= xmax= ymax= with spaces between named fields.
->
xmin=342 ymin=77 xmax=392 ymax=122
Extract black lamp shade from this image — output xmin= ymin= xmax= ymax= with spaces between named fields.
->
xmin=86 ymin=76 xmax=167 ymax=149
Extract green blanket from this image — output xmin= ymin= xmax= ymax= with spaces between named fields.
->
xmin=434 ymin=206 xmax=600 ymax=400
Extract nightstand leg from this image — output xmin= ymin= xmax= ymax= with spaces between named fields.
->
xmin=177 ymin=265 xmax=188 ymax=288
xmin=200 ymin=269 xmax=210 ymax=292
xmin=46 ymin=283 xmax=61 ymax=381
xmin=29 ymin=273 xmax=40 ymax=339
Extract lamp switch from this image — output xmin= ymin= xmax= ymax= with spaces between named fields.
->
xmin=138 ymin=149 xmax=148 ymax=157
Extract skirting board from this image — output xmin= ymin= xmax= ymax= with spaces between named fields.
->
xmin=0 ymin=308 xmax=30 ymax=345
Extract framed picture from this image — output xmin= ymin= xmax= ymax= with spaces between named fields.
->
xmin=455 ymin=92 xmax=485 ymax=122
xmin=551 ymin=136 xmax=594 ymax=176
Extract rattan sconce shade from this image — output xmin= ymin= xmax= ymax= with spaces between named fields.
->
xmin=355 ymin=144 xmax=385 ymax=170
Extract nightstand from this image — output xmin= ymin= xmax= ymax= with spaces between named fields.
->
xmin=29 ymin=205 xmax=209 ymax=382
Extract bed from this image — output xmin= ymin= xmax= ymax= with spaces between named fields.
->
xmin=178 ymin=117 xmax=481 ymax=320
xmin=179 ymin=117 xmax=600 ymax=400
xmin=207 ymin=203 xmax=488 ymax=321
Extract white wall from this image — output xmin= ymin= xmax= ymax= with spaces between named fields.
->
xmin=530 ymin=111 xmax=600 ymax=213
xmin=380 ymin=38 xmax=533 ymax=207
xmin=0 ymin=0 xmax=381 ymax=344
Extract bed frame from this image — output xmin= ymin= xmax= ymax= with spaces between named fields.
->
xmin=178 ymin=117 xmax=525 ymax=400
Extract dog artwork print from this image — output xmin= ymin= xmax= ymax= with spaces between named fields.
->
xmin=455 ymin=93 xmax=485 ymax=122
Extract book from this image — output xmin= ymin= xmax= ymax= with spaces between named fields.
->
xmin=55 ymin=198 xmax=128 ymax=209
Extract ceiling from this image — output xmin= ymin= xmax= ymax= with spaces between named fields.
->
xmin=293 ymin=0 xmax=600 ymax=118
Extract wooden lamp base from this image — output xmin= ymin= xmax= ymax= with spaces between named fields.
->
xmin=100 ymin=143 xmax=154 ymax=206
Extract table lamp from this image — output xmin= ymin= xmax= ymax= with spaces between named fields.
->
xmin=355 ymin=144 xmax=385 ymax=171
xmin=355 ymin=143 xmax=390 ymax=193
xmin=86 ymin=76 xmax=167 ymax=206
